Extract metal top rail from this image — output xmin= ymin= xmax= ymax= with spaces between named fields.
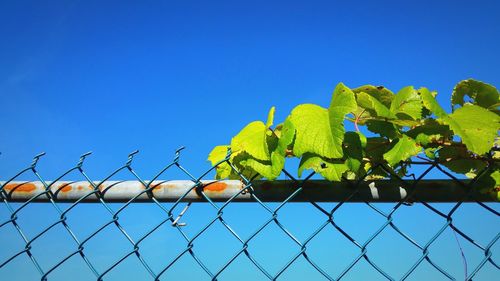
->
xmin=1 ymin=179 xmax=494 ymax=203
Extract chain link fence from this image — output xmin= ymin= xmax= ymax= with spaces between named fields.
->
xmin=0 ymin=149 xmax=498 ymax=280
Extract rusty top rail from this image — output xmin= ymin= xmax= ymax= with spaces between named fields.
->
xmin=0 ymin=180 xmax=495 ymax=203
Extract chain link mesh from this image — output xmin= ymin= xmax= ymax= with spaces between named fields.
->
xmin=0 ymin=149 xmax=498 ymax=280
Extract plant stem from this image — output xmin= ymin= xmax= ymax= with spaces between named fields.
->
xmin=354 ymin=109 xmax=366 ymax=133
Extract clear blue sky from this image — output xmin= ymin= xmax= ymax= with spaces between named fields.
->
xmin=0 ymin=1 xmax=499 ymax=280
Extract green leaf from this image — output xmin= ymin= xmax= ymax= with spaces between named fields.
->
xmin=489 ymin=170 xmax=500 ymax=201
xmin=405 ymin=120 xmax=451 ymax=137
xmin=237 ymin=119 xmax=296 ymax=180
xmin=424 ymin=147 xmax=438 ymax=159
xmin=419 ymin=87 xmax=447 ymax=118
xmin=208 ymin=145 xmax=233 ymax=179
xmin=287 ymin=104 xmax=333 ymax=157
xmin=418 ymin=88 xmax=434 ymax=118
xmin=365 ymin=137 xmax=390 ymax=161
xmin=288 ymin=83 xmax=356 ymax=159
xmin=328 ymin=83 xmax=358 ymax=156
xmin=357 ymin=131 xmax=367 ymax=148
xmin=230 ymin=121 xmax=270 ymax=161
xmin=269 ymin=119 xmax=296 ymax=179
xmin=356 ymin=91 xmax=395 ymax=119
xmin=351 ymin=85 xmax=393 ymax=126
xmin=298 ymin=153 xmax=348 ymax=181
xmin=383 ymin=135 xmax=421 ymax=166
xmin=352 ymin=85 xmax=394 ymax=108
xmin=390 ymin=86 xmax=423 ymax=120
xmin=240 ymin=158 xmax=274 ymax=179
xmin=387 ymin=119 xmax=421 ymax=127
xmin=208 ymin=145 xmax=229 ymax=165
xmin=438 ymin=146 xmax=487 ymax=178
xmin=363 ymin=137 xmax=393 ymax=179
xmin=366 ymin=120 xmax=399 ymax=139
xmin=266 ymin=106 xmax=276 ymax=128
xmin=343 ymin=132 xmax=364 ymax=161
xmin=273 ymin=119 xmax=295 ymax=157
xmin=474 ymin=167 xmax=500 ymax=201
xmin=405 ymin=120 xmax=452 ymax=145
xmin=413 ymin=133 xmax=442 ymax=146
xmin=492 ymin=170 xmax=500 ymax=186
xmin=441 ymin=104 xmax=500 ymax=155
xmin=230 ymin=152 xmax=265 ymax=180
xmin=343 ymin=132 xmax=364 ymax=175
xmin=452 ymin=79 xmax=500 ymax=110
xmin=363 ymin=162 xmax=388 ymax=180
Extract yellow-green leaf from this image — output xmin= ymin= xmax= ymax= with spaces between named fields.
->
xmin=287 ymin=104 xmax=333 ymax=157
xmin=419 ymin=87 xmax=447 ymax=118
xmin=383 ymin=135 xmax=421 ymax=166
xmin=390 ymin=86 xmax=423 ymax=120
xmin=352 ymin=85 xmax=394 ymax=108
xmin=356 ymin=92 xmax=395 ymax=119
xmin=452 ymin=79 xmax=500 ymax=110
xmin=230 ymin=121 xmax=270 ymax=161
xmin=289 ymin=83 xmax=357 ymax=159
xmin=208 ymin=145 xmax=233 ymax=179
xmin=328 ymin=83 xmax=358 ymax=157
xmin=441 ymin=104 xmax=500 ymax=155
xmin=298 ymin=153 xmax=348 ymax=181
xmin=266 ymin=106 xmax=276 ymax=128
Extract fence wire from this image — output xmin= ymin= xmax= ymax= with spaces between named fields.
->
xmin=0 ymin=149 xmax=498 ymax=281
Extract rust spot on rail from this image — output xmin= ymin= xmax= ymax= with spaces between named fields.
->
xmin=98 ymin=184 xmax=106 ymax=192
xmin=152 ymin=183 xmax=184 ymax=192
xmin=58 ymin=183 xmax=72 ymax=193
xmin=3 ymin=183 xmax=37 ymax=193
xmin=151 ymin=183 xmax=166 ymax=192
xmin=76 ymin=185 xmax=94 ymax=191
xmin=204 ymin=182 xmax=227 ymax=192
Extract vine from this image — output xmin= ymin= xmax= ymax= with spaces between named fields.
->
xmin=208 ymin=79 xmax=500 ymax=200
